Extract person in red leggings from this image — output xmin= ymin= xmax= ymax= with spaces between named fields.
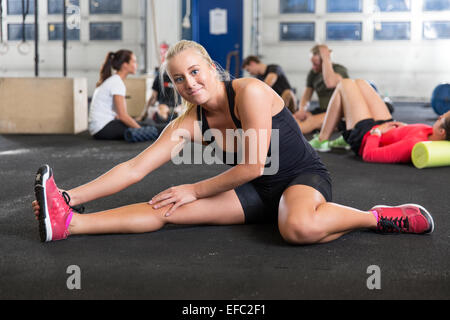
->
xmin=309 ymin=78 xmax=450 ymax=163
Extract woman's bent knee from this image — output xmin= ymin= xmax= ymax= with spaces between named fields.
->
xmin=279 ymin=215 xmax=324 ymax=245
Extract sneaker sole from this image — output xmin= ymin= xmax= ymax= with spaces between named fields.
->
xmin=372 ymin=203 xmax=435 ymax=234
xmin=34 ymin=165 xmax=52 ymax=242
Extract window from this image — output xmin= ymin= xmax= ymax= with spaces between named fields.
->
xmin=89 ymin=0 xmax=122 ymax=14
xmin=280 ymin=0 xmax=315 ymax=13
xmin=423 ymin=0 xmax=450 ymax=11
xmin=6 ymin=0 xmax=35 ymax=15
xmin=375 ymin=0 xmax=411 ymax=12
xmin=7 ymin=23 xmax=35 ymax=41
xmin=280 ymin=22 xmax=314 ymax=41
xmin=374 ymin=22 xmax=410 ymax=40
xmin=326 ymin=22 xmax=362 ymax=40
xmin=89 ymin=22 xmax=122 ymax=40
xmin=327 ymin=0 xmax=362 ymax=12
xmin=423 ymin=21 xmax=450 ymax=39
xmin=48 ymin=23 xmax=80 ymax=41
xmin=48 ymin=0 xmax=80 ymax=14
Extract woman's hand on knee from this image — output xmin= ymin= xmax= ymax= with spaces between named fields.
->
xmin=149 ymin=184 xmax=198 ymax=217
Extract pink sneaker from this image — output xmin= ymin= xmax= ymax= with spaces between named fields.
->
xmin=371 ymin=204 xmax=434 ymax=234
xmin=34 ymin=165 xmax=74 ymax=242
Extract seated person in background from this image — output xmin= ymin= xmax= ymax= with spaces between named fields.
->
xmin=89 ymin=50 xmax=143 ymax=140
xmin=137 ymin=68 xmax=182 ymax=125
xmin=294 ymin=44 xmax=349 ymax=135
xmin=308 ymin=78 xmax=450 ymax=163
xmin=153 ymin=104 xmax=170 ymax=124
xmin=242 ymin=55 xmax=297 ymax=114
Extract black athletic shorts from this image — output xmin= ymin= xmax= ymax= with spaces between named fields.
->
xmin=341 ymin=118 xmax=393 ymax=155
xmin=234 ymin=171 xmax=332 ymax=224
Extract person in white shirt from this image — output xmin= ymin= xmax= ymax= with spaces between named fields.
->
xmin=89 ymin=50 xmax=142 ymax=140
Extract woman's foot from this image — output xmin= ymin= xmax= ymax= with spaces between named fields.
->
xmin=371 ymin=204 xmax=434 ymax=234
xmin=308 ymin=134 xmax=331 ymax=152
xmin=329 ymin=135 xmax=351 ymax=150
xmin=34 ymin=165 xmax=74 ymax=242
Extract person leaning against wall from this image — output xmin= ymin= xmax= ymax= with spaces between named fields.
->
xmin=242 ymin=55 xmax=298 ymax=114
xmin=294 ymin=44 xmax=349 ymax=135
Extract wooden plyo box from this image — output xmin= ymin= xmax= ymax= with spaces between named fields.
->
xmin=0 ymin=77 xmax=88 ymax=134
xmin=124 ymin=77 xmax=153 ymax=118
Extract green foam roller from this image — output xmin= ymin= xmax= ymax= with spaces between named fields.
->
xmin=412 ymin=141 xmax=450 ymax=169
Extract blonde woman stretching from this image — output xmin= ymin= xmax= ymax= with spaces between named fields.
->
xmin=32 ymin=41 xmax=434 ymax=244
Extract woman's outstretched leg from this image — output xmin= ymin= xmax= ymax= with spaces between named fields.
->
xmin=68 ymin=189 xmax=245 ymax=236
xmin=33 ymin=165 xmax=245 ymax=241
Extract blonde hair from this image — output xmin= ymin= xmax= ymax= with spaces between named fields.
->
xmin=159 ymin=40 xmax=230 ymax=125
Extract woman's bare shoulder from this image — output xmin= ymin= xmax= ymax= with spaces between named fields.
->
xmin=233 ymin=78 xmax=275 ymax=105
xmin=233 ymin=77 xmax=270 ymax=92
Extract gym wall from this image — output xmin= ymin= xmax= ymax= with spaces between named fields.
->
xmin=0 ymin=0 xmax=180 ymax=97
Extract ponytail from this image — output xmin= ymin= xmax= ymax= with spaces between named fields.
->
xmin=96 ymin=50 xmax=134 ymax=87
xmin=96 ymin=52 xmax=115 ymax=87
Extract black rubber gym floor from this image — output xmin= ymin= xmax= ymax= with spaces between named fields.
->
xmin=1 ymin=103 xmax=449 ymax=300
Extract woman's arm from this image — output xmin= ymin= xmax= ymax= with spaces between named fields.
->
xmin=114 ymin=95 xmax=141 ymax=128
xmin=67 ymin=110 xmax=197 ymax=206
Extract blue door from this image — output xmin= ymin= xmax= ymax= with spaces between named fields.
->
xmin=191 ymin=0 xmax=243 ymax=78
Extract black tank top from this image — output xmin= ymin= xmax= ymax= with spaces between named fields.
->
xmin=196 ymin=81 xmax=329 ymax=186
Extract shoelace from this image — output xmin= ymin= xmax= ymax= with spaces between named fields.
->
xmin=377 ymin=216 xmax=409 ymax=233
xmin=62 ymin=191 xmax=85 ymax=213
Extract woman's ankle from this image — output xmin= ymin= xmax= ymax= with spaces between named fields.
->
xmin=318 ymin=133 xmax=329 ymax=142
xmin=67 ymin=212 xmax=80 ymax=235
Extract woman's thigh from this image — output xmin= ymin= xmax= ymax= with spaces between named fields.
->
xmin=165 ymin=189 xmax=245 ymax=226
xmin=339 ymin=79 xmax=374 ymax=130
xmin=354 ymin=79 xmax=392 ymax=121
